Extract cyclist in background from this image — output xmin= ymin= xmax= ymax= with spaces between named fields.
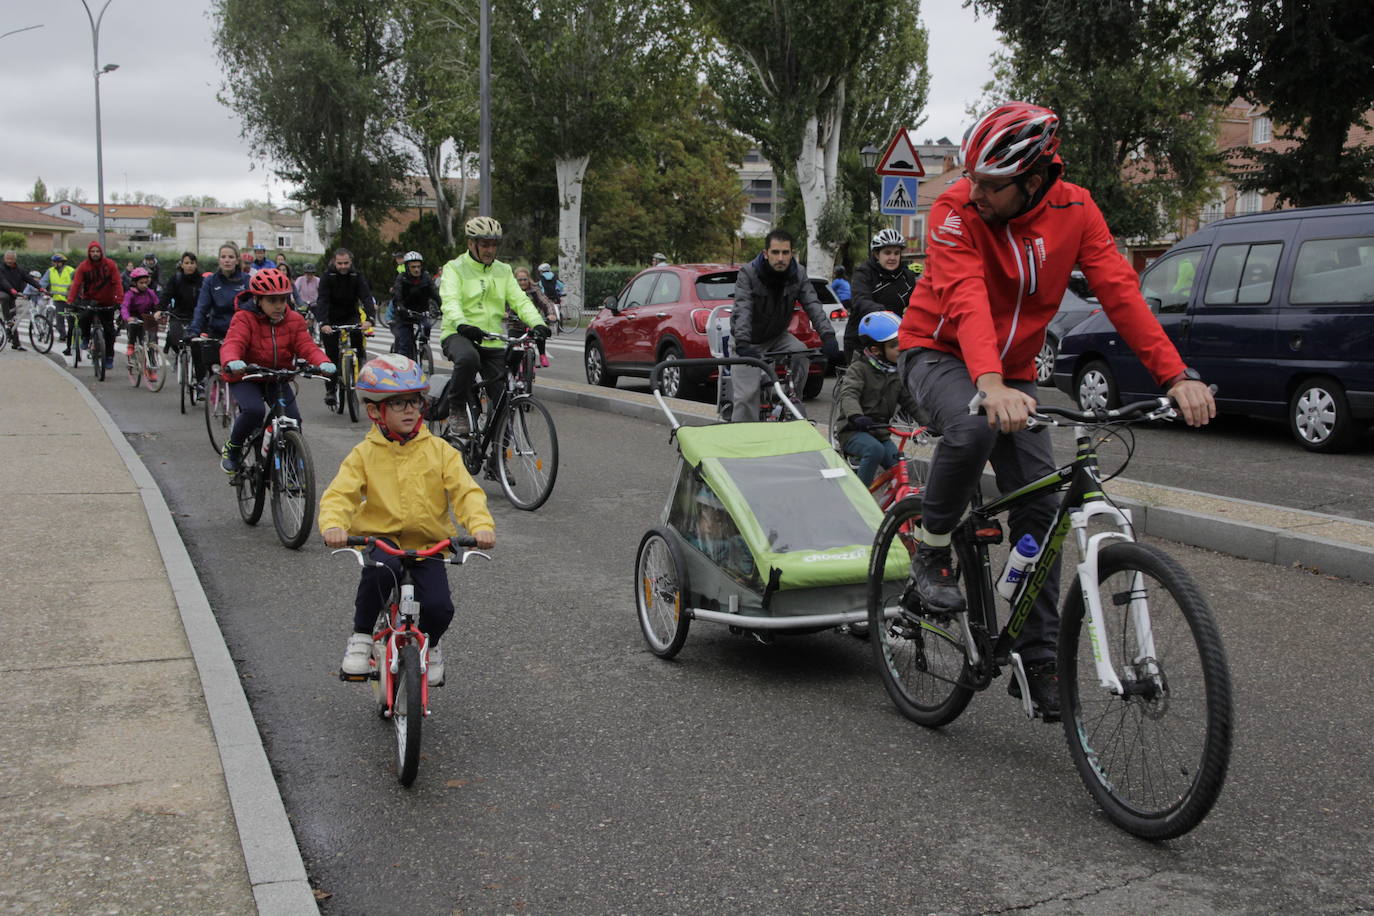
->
xmin=140 ymin=253 xmax=161 ymax=288
xmin=1 ymin=250 xmax=32 ymax=351
xmin=536 ymin=261 xmax=564 ymax=305
xmin=189 ymin=241 xmax=251 ymax=389
xmin=512 ymin=266 xmax=558 ymax=367
xmin=320 ymin=354 xmax=496 ymax=687
xmin=294 ymin=262 xmax=320 ymax=313
xmin=217 ymin=268 xmax=334 ymax=473
xmin=830 ymin=265 xmax=852 ymax=314
xmin=121 ymin=267 xmax=161 ymax=359
xmin=314 ymin=247 xmax=376 ymax=409
xmin=44 ymin=253 xmax=76 ymax=354
xmin=834 ymin=311 xmax=919 ymax=487
xmin=159 ymin=252 xmax=203 ymax=358
xmin=897 ymin=101 xmax=1215 ymax=717
xmin=388 ymin=251 xmax=441 ymax=361
xmin=845 ymin=227 xmax=918 ymax=363
xmin=68 ymin=241 xmax=124 ymax=371
xmin=438 ymin=217 xmax=549 ymax=427
xmin=248 ymin=244 xmax=275 ymax=274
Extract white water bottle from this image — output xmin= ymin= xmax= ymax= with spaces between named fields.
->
xmin=997 ymin=534 xmax=1039 ymax=601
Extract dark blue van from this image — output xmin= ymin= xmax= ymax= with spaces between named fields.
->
xmin=1053 ymin=202 xmax=1374 ymax=451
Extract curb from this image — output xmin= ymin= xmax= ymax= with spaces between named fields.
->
xmin=533 ymin=377 xmax=1374 ymax=585
xmin=38 ymin=356 xmax=319 ymax=916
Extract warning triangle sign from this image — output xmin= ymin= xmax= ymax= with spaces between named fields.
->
xmin=875 ymin=129 xmax=925 ymax=177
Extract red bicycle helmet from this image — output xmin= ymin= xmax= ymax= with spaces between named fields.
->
xmin=248 ymin=267 xmax=292 ymax=297
xmin=960 ymin=102 xmax=1061 ymax=179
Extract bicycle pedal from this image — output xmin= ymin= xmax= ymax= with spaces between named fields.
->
xmin=338 ymin=671 xmax=370 ymax=682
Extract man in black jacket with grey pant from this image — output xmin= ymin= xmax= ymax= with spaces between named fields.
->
xmin=728 ymin=229 xmax=839 ymax=421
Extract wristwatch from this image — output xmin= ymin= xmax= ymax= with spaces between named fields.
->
xmin=1168 ymin=367 xmax=1202 ymax=386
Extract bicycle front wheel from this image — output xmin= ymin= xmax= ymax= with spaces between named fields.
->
xmin=91 ymin=328 xmax=106 ymax=381
xmin=177 ymin=349 xmax=191 ymax=414
xmin=147 ymin=344 xmax=166 ymax=391
xmin=30 ymin=314 xmax=54 ymax=353
xmin=342 ymin=352 xmax=359 ymax=423
xmin=394 ymin=643 xmax=424 ymax=787
xmin=270 ymin=429 xmax=316 ymax=549
xmin=867 ymin=495 xmax=976 ymax=727
xmin=205 ymin=378 xmax=233 ymax=454
xmin=1059 ymin=541 xmax=1233 ymax=840
xmin=495 ymin=396 xmax=558 ymax=510
xmin=235 ymin=440 xmax=266 ymax=525
xmin=127 ymin=346 xmax=144 ymax=388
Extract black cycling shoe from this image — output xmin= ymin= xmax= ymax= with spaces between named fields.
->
xmin=1009 ymin=659 xmax=1061 ymax=721
xmin=908 ymin=544 xmax=967 ymax=614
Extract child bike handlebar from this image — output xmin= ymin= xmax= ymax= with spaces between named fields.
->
xmin=341 ymin=535 xmax=487 ymax=566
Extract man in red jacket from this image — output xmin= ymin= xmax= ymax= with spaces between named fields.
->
xmin=68 ymin=241 xmax=124 ymax=370
xmin=898 ymin=102 xmax=1215 ymax=719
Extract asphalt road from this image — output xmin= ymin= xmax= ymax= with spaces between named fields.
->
xmin=51 ymin=341 xmax=1374 ymax=914
xmin=541 ymin=327 xmax=1374 ymax=522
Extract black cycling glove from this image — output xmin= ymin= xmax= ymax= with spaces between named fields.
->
xmin=457 ymin=324 xmax=485 ymax=343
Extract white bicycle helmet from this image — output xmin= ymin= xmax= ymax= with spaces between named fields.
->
xmin=871 ymin=228 xmax=905 ymax=250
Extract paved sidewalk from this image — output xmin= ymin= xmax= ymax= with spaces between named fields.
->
xmin=0 ymin=354 xmax=316 ymax=915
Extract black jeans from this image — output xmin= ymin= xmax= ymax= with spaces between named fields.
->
xmin=441 ymin=333 xmax=506 ymax=418
xmin=900 ymin=347 xmax=1061 ymax=663
xmin=321 ymin=327 xmax=368 ymax=395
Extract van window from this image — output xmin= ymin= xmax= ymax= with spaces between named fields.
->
xmin=1290 ymin=237 xmax=1374 ymax=305
xmin=1203 ymin=242 xmax=1282 ymax=305
xmin=1140 ymin=248 xmax=1205 ymax=313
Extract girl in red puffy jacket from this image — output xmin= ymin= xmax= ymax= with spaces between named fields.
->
xmin=217 ymin=269 xmax=335 ymax=474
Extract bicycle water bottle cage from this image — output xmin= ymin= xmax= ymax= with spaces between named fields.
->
xmin=974 ymin=519 xmax=1004 ymax=544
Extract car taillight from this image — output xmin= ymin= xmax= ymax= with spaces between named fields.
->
xmin=691 ymin=309 xmax=712 ymax=333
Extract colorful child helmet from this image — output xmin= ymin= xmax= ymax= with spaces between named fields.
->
xmin=129 ymin=267 xmax=150 ymax=280
xmin=248 ymin=268 xmax=292 ymax=297
xmin=857 ymin=310 xmax=901 ymax=347
xmin=356 ymin=353 xmax=429 ymax=403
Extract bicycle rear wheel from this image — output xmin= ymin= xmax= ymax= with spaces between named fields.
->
xmin=417 ymin=334 xmax=434 ymax=376
xmin=867 ymin=495 xmax=976 ymax=727
xmin=496 ymin=396 xmax=558 ymax=510
xmin=270 ymin=429 xmax=316 ymax=549
xmin=1059 ymin=541 xmax=1232 ymax=840
xmin=30 ymin=314 xmax=54 ymax=353
xmin=146 ymin=343 xmax=166 ymax=391
xmin=205 ymin=378 xmax=233 ymax=453
xmin=563 ymin=302 xmax=581 ymax=330
xmin=394 ymin=643 xmax=424 ymax=787
xmin=235 ymin=438 xmax=266 ymax=525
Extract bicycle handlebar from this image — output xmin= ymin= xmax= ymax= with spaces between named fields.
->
xmin=234 ymin=362 xmax=330 ymax=381
xmin=966 ymin=388 xmax=1218 ymax=427
xmin=346 ymin=535 xmax=477 ymax=555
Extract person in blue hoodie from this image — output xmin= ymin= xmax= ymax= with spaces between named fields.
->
xmin=188 ymin=241 xmax=251 ymax=386
xmin=727 ymin=228 xmax=839 ymax=422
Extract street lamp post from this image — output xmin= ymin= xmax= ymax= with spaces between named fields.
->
xmin=860 ymin=144 xmax=879 ymax=248
xmin=80 ymin=0 xmax=117 ymax=250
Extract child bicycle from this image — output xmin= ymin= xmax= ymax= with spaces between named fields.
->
xmin=866 ymin=393 xmax=1233 ymax=840
xmin=230 ymin=363 xmax=328 ymax=549
xmin=333 ymin=535 xmax=490 ymax=787
xmin=124 ymin=316 xmax=167 ymax=391
xmin=427 ymin=330 xmax=559 ymax=511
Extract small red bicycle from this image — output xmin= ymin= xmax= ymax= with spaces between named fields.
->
xmin=334 ymin=535 xmax=490 ymax=787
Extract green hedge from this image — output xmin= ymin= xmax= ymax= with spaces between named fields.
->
xmin=584 ymin=265 xmax=645 ymax=307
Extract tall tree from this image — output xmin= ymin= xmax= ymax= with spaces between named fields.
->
xmin=396 ymin=0 xmax=480 ymax=252
xmin=29 ymin=177 xmax=47 ymax=203
xmin=213 ymin=0 xmax=409 ymax=242
xmin=586 ymin=85 xmax=749 ymax=264
xmin=975 ymin=0 xmax=1227 ymax=241
xmin=697 ymin=0 xmax=901 ymax=276
xmin=1198 ymin=0 xmax=1374 ymax=207
xmin=496 ymin=0 xmax=692 ymax=311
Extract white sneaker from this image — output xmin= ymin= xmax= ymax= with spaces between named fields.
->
xmin=427 ymin=645 xmax=445 ymax=686
xmin=340 ymin=633 xmax=373 ymax=676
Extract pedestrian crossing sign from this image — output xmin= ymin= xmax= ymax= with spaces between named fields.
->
xmin=880 ymin=175 xmax=918 ymax=215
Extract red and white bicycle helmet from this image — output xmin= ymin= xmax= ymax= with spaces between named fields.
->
xmin=248 ymin=267 xmax=292 ymax=297
xmin=960 ymin=102 xmax=1061 ymax=179
xmin=356 ymin=353 xmax=429 ymax=403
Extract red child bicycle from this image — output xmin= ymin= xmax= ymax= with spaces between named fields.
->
xmin=334 ymin=535 xmax=490 ymax=787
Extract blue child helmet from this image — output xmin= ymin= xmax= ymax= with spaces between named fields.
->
xmin=857 ymin=310 xmax=901 ymax=346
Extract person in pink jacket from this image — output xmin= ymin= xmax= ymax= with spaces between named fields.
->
xmin=121 ymin=267 xmax=162 ymax=358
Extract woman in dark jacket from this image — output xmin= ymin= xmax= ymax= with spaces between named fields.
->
xmin=159 ymin=252 xmax=204 ymax=352
xmin=844 ymin=227 xmax=918 ymax=362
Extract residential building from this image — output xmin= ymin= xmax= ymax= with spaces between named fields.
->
xmin=0 ymin=201 xmax=83 ymax=252
xmin=176 ymin=206 xmax=329 ymax=257
xmin=736 ymin=148 xmax=783 ymax=237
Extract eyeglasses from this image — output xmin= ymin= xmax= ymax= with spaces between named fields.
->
xmin=962 ymin=170 xmax=1016 ymax=194
xmin=381 ymin=395 xmax=426 ymax=411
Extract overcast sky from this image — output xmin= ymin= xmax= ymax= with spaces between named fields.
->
xmin=2 ymin=0 xmax=1000 ymax=206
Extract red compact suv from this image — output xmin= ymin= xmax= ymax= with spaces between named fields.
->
xmin=584 ymin=263 xmax=831 ymax=401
